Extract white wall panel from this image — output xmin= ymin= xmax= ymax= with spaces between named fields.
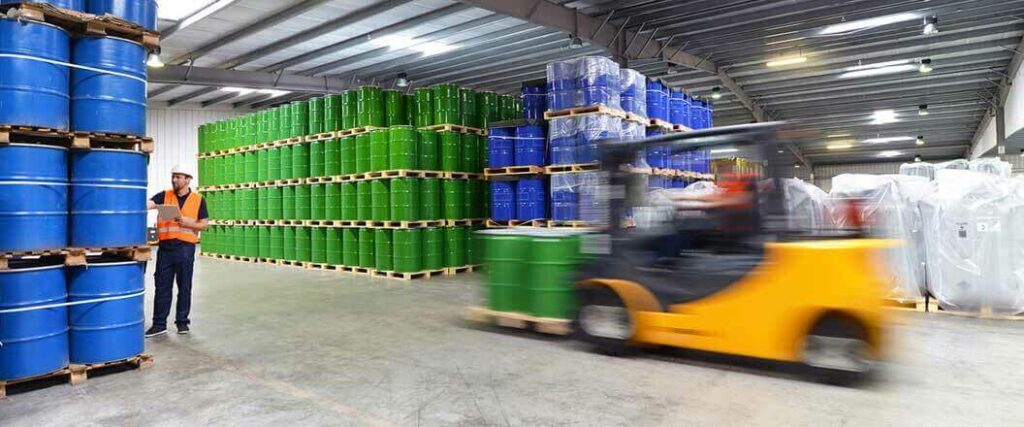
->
xmin=971 ymin=115 xmax=998 ymax=159
xmin=812 ymin=162 xmax=904 ymax=192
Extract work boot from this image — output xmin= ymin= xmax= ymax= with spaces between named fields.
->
xmin=145 ymin=326 xmax=167 ymax=338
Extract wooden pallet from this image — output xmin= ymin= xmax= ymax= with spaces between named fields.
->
xmin=339 ymin=265 xmax=373 ymax=275
xmin=0 ymin=126 xmax=154 ymax=153
xmin=484 ymin=165 xmax=544 ymax=178
xmin=546 ymin=220 xmax=596 ymax=229
xmin=544 ymin=163 xmax=600 ymax=174
xmin=625 ymin=112 xmax=649 ymax=125
xmin=303 ymin=262 xmax=338 ymax=270
xmin=446 ymin=219 xmax=484 ymax=227
xmin=276 ymin=259 xmax=304 ymax=267
xmin=306 ymin=176 xmax=338 ymax=184
xmin=648 ymin=118 xmax=674 ymax=131
xmin=447 ymin=172 xmax=484 ymax=180
xmin=71 ymin=132 xmax=155 ymax=153
xmin=358 ymin=220 xmax=447 ymax=229
xmin=652 ymin=168 xmax=677 ymax=177
xmin=419 ymin=124 xmax=487 ymax=135
xmin=672 ymin=124 xmax=694 ymax=133
xmin=0 ymin=354 xmax=153 ymax=399
xmin=363 ymin=169 xmax=446 ymax=179
xmin=485 ymin=219 xmax=546 ymax=228
xmin=0 ymin=3 xmax=160 ymax=51
xmin=304 ymin=132 xmax=337 ymax=142
xmin=341 ymin=126 xmax=385 ymax=136
xmin=446 ymin=264 xmax=482 ymax=275
xmin=0 ymin=245 xmax=150 ymax=269
xmin=370 ymin=268 xmax=446 ymax=281
xmin=228 ymin=255 xmax=259 ymax=263
xmin=464 ymin=306 xmax=572 ymax=336
xmin=884 ymin=297 xmax=928 ymax=312
xmin=544 ymin=105 xmax=627 ymax=120
xmin=925 ymin=301 xmax=1024 ymax=321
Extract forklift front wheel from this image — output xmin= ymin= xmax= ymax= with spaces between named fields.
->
xmin=801 ymin=315 xmax=875 ymax=386
xmin=574 ymin=286 xmax=637 ymax=356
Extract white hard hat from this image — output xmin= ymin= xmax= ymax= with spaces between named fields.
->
xmin=171 ymin=164 xmax=194 ymax=178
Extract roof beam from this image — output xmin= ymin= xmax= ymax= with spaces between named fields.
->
xmin=456 ymin=0 xmax=809 ymax=167
xmin=149 ymin=65 xmax=348 ymax=93
xmin=160 ymin=0 xmax=246 ymax=40
xmin=967 ymin=33 xmax=1024 ymax=157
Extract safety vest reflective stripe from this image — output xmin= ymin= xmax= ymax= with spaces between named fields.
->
xmin=157 ymin=226 xmax=197 ymax=236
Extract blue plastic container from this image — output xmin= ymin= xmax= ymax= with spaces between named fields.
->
xmin=0 ymin=261 xmax=69 ymax=381
xmin=489 ymin=181 xmax=515 ymax=221
xmin=487 ymin=127 xmax=514 ymax=168
xmin=71 ymin=36 xmax=147 ymax=136
xmin=68 ymin=259 xmax=144 ymax=364
xmin=691 ymin=100 xmax=707 ymax=130
xmin=521 ymin=85 xmax=547 ymax=120
xmin=86 ymin=0 xmax=158 ymax=30
xmin=550 ymin=135 xmax=576 ymax=165
xmin=0 ymin=144 xmax=69 ymax=252
xmin=577 ymin=116 xmax=615 ymax=164
xmin=669 ymin=89 xmax=689 ymax=126
xmin=579 ymin=57 xmax=616 ymax=107
xmin=70 ymin=149 xmax=148 ymax=247
xmin=514 ymin=125 xmax=545 ymax=166
xmin=0 ymin=19 xmax=71 ymax=130
xmin=551 ymin=189 xmax=578 ymax=221
xmin=649 ymin=176 xmax=667 ymax=190
xmin=672 ymin=179 xmax=686 ymax=189
xmin=516 ymin=178 xmax=545 ymax=221
xmin=546 ymin=61 xmax=576 ymax=110
xmin=706 ymin=101 xmax=714 ymax=129
xmin=646 ymin=81 xmax=667 ymax=122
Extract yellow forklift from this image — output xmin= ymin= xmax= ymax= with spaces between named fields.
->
xmin=573 ymin=123 xmax=893 ymax=384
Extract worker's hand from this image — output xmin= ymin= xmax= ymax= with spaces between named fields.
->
xmin=177 ymin=217 xmax=196 ymax=228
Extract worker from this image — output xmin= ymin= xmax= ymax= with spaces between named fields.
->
xmin=673 ymin=173 xmax=759 ymax=252
xmin=145 ymin=164 xmax=209 ymax=338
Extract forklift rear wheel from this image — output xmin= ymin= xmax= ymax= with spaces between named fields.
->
xmin=802 ymin=315 xmax=874 ymax=386
xmin=574 ymin=286 xmax=637 ymax=356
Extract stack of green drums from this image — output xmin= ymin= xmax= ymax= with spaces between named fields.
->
xmin=477 ymin=91 xmax=499 ymax=128
xmin=459 ymin=87 xmax=478 ymax=128
xmin=432 ymin=83 xmax=460 ymax=125
xmin=357 ymin=86 xmax=384 ymax=127
xmin=414 ymin=88 xmax=434 ymax=127
xmin=383 ymin=89 xmax=407 ymax=126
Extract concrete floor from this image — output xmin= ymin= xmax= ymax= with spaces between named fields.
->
xmin=2 ymin=257 xmax=1024 ymax=426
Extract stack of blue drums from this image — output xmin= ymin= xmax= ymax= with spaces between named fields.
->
xmin=487 ymin=128 xmax=514 ymax=168
xmin=513 ymin=125 xmax=545 ymax=167
xmin=87 ymin=0 xmax=160 ymax=31
xmin=646 ymin=80 xmax=669 ymax=122
xmin=521 ymin=85 xmax=547 ymax=120
xmin=545 ymin=56 xmax=621 ymax=111
xmin=619 ymin=69 xmax=647 ymax=119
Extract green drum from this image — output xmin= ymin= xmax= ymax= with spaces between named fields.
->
xmin=278 ymin=103 xmax=293 ymax=138
xmin=268 ymin=147 xmax=281 ymax=181
xmin=283 ymin=226 xmax=296 ymax=260
xmin=438 ymin=131 xmax=461 ymax=172
xmin=257 ymin=149 xmax=269 ymax=182
xmin=422 ymin=227 xmax=444 ymax=270
xmin=310 ymin=184 xmax=326 ymax=220
xmin=467 ymin=226 xmax=483 ymax=265
xmin=354 ymin=134 xmax=371 ymax=173
xmin=513 ymin=99 xmax=523 ymax=119
xmin=418 ymin=130 xmax=439 ymax=170
xmin=459 ymin=88 xmax=478 ymax=128
xmin=308 ymin=96 xmax=325 ymax=135
xmin=339 ymin=136 xmax=356 ymax=175
xmin=371 ymin=179 xmax=390 ymax=221
xmin=404 ymin=94 xmax=415 ymax=127
xmin=499 ymin=95 xmax=517 ymax=121
xmin=256 ymin=111 xmax=270 ymax=144
xmin=268 ymin=107 xmax=281 ymax=141
xmin=461 ymin=133 xmax=480 ymax=173
xmin=310 ymin=140 xmax=326 ymax=177
xmin=342 ymin=228 xmax=358 ymax=266
xmin=433 ymin=84 xmax=460 ymax=125
xmin=325 ymin=95 xmax=343 ymax=131
xmin=267 ymin=186 xmax=283 ymax=219
xmin=481 ymin=231 xmax=529 ymax=312
xmin=477 ymin=91 xmax=499 ymax=128
xmin=244 ymin=114 xmax=258 ymax=146
xmin=219 ymin=190 xmax=233 ymax=220
xmin=442 ymin=179 xmax=465 ymax=219
xmin=270 ymin=226 xmax=284 ymax=260
xmin=292 ymin=142 xmax=310 ymax=178
xmin=414 ymin=88 xmax=434 ymax=127
xmin=258 ymin=226 xmax=271 ymax=259
xmin=383 ymin=89 xmax=407 ymax=126
xmin=326 ymin=228 xmax=342 ymax=265
xmin=420 ymin=178 xmax=441 ymax=220
xmin=358 ymin=228 xmax=374 ymax=268
xmin=257 ymin=187 xmax=268 ymax=218
xmin=390 ymin=178 xmax=420 ymax=221
xmin=244 ymin=151 xmax=257 ymax=182
xmin=243 ymin=226 xmax=257 ymax=257
xmin=393 ymin=229 xmax=422 ymax=273
xmin=356 ymin=181 xmax=371 ymax=220
xmin=374 ymin=229 xmax=393 ymax=271
xmin=220 ymin=154 xmax=233 ymax=184
xmin=445 ymin=226 xmax=467 ymax=267
xmin=388 ymin=125 xmax=417 ymax=170
xmin=282 ymin=185 xmax=296 ymax=219
xmin=295 ymin=184 xmax=311 ymax=220
xmin=528 ymin=234 xmax=582 ymax=318
xmin=341 ymin=181 xmax=357 ymax=220
xmin=464 ymin=179 xmax=482 ymax=219
xmin=325 ymin=138 xmax=341 ymax=176
xmin=246 ymin=188 xmax=259 ymax=220
xmin=280 ymin=145 xmax=293 ymax=179
xmin=357 ymin=86 xmax=384 ymax=127
xmin=291 ymin=100 xmax=310 ymax=137
xmin=326 ymin=183 xmax=341 ymax=220
xmin=311 ymin=227 xmax=327 ymax=263
xmin=341 ymin=90 xmax=358 ymax=130
xmin=369 ymin=129 xmax=389 ymax=171
xmin=295 ymin=226 xmax=312 ymax=262
xmin=481 ymin=181 xmax=490 ymax=217
xmin=233 ymin=190 xmax=244 ymax=220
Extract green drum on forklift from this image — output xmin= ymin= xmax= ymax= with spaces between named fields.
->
xmin=482 ymin=232 xmax=530 ymax=312
xmin=527 ymin=234 xmax=582 ymax=319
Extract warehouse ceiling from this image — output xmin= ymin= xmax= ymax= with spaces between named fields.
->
xmin=148 ymin=0 xmax=1024 ymax=165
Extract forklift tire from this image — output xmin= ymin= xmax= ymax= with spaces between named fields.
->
xmin=801 ymin=314 xmax=875 ymax=386
xmin=574 ymin=286 xmax=637 ymax=357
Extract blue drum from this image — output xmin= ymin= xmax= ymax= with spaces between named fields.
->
xmin=545 ymin=61 xmax=576 ymax=110
xmin=68 ymin=259 xmax=145 ymax=364
xmin=0 ymin=19 xmax=71 ymax=130
xmin=0 ymin=144 xmax=69 ymax=252
xmin=489 ymin=181 xmax=515 ymax=222
xmin=0 ymin=261 xmax=69 ymax=381
xmin=86 ymin=0 xmax=158 ymax=31
xmin=70 ymin=149 xmax=148 ymax=247
xmin=579 ymin=56 xmax=617 ymax=107
xmin=516 ymin=178 xmax=545 ymax=221
xmin=645 ymin=81 xmax=666 ymax=122
xmin=521 ymin=85 xmax=546 ymax=120
xmin=513 ymin=125 xmax=545 ymax=166
xmin=487 ymin=127 xmax=513 ymax=168
xmin=71 ymin=36 xmax=147 ymax=136
xmin=669 ymin=89 xmax=690 ymax=127
xmin=550 ymin=188 xmax=578 ymax=221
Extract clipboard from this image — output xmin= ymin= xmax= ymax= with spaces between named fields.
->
xmin=156 ymin=204 xmax=181 ymax=222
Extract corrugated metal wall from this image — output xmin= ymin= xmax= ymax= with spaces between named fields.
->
xmin=811 ymin=162 xmax=904 ymax=192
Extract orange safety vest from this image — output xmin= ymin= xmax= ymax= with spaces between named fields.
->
xmin=157 ymin=190 xmax=202 ymax=243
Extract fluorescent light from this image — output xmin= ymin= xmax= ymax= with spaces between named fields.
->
xmin=827 ymin=143 xmax=853 ymax=150
xmin=918 ymin=104 xmax=929 ymax=116
xmin=158 ymin=0 xmax=217 ymax=21
xmin=828 ymin=133 xmax=852 ymax=138
xmin=919 ymin=58 xmax=933 ymax=73
xmin=845 ymin=59 xmax=911 ymax=72
xmin=258 ymin=89 xmax=290 ymax=98
xmin=417 ymin=41 xmax=457 ymax=56
xmin=863 ymin=136 xmax=913 ymax=144
xmin=766 ymin=56 xmax=807 ymax=67
xmin=916 ymin=136 xmax=925 ymax=145
xmin=220 ymin=87 xmax=290 ymax=98
xmin=870 ymin=109 xmax=899 ymax=125
xmin=878 ymin=150 xmax=903 ymax=158
xmin=373 ymin=35 xmax=456 ymax=56
xmin=710 ymin=148 xmax=739 ymax=154
xmin=839 ymin=64 xmax=917 ymax=79
xmin=146 ymin=53 xmax=164 ymax=68
xmin=171 ymin=0 xmax=239 ymax=31
xmin=923 ymin=16 xmax=939 ymax=35
xmin=820 ymin=13 xmax=920 ymax=35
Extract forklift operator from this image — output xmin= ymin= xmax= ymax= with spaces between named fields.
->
xmin=672 ymin=173 xmax=760 ymax=251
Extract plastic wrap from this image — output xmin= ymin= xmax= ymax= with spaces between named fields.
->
xmin=545 ymin=56 xmax=621 ymax=111
xmin=668 ymin=89 xmax=689 ymax=127
xmin=548 ymin=117 xmax=576 ymax=165
xmin=935 ymin=159 xmax=970 ymax=171
xmin=576 ymin=114 xmax=622 ymax=164
xmin=645 ymin=80 xmax=668 ymax=122
xmin=899 ymin=162 xmax=936 ymax=180
xmin=829 ymin=174 xmax=922 ymax=299
xmin=920 ymin=170 xmax=1023 ymax=313
xmin=578 ymin=171 xmax=609 ymax=225
xmin=550 ymin=174 xmax=580 ymax=221
xmin=969 ymin=157 xmax=1012 ymax=178
xmin=782 ymin=178 xmax=834 ymax=232
xmin=619 ymin=69 xmax=647 ymax=119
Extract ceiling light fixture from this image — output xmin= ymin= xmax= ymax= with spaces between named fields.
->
xmin=923 ymin=16 xmax=939 ymax=35
xmin=844 ymin=59 xmax=911 ymax=72
xmin=568 ymin=35 xmax=584 ymax=50
xmin=916 ymin=135 xmax=925 ymax=145
xmin=863 ymin=136 xmax=913 ymax=144
xmin=914 ymin=155 xmax=923 ymax=162
xmin=827 ymin=143 xmax=853 ymax=150
xmin=919 ymin=58 xmax=933 ymax=73
xmin=819 ymin=12 xmax=921 ymax=35
xmin=918 ymin=104 xmax=929 ymax=116
xmin=870 ymin=109 xmax=899 ymax=125
xmin=839 ymin=64 xmax=918 ymax=79
xmin=878 ymin=150 xmax=903 ymax=158
xmin=794 ymin=164 xmax=801 ymax=169
xmin=766 ymin=56 xmax=807 ymax=67
xmin=709 ymin=148 xmax=739 ymax=154
xmin=711 ymin=87 xmax=722 ymax=100
xmin=828 ymin=133 xmax=852 ymax=138
xmin=146 ymin=52 xmax=164 ymax=68
xmin=395 ymin=73 xmax=409 ymax=88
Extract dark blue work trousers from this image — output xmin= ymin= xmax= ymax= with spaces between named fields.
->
xmin=152 ymin=242 xmax=196 ymax=328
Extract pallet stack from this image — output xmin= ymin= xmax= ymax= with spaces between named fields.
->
xmin=197 ymin=83 xmax=522 ymax=279
xmin=0 ymin=1 xmax=158 ymax=397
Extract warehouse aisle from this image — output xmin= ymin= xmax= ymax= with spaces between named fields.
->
xmin=3 ymin=257 xmax=1023 ymax=426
